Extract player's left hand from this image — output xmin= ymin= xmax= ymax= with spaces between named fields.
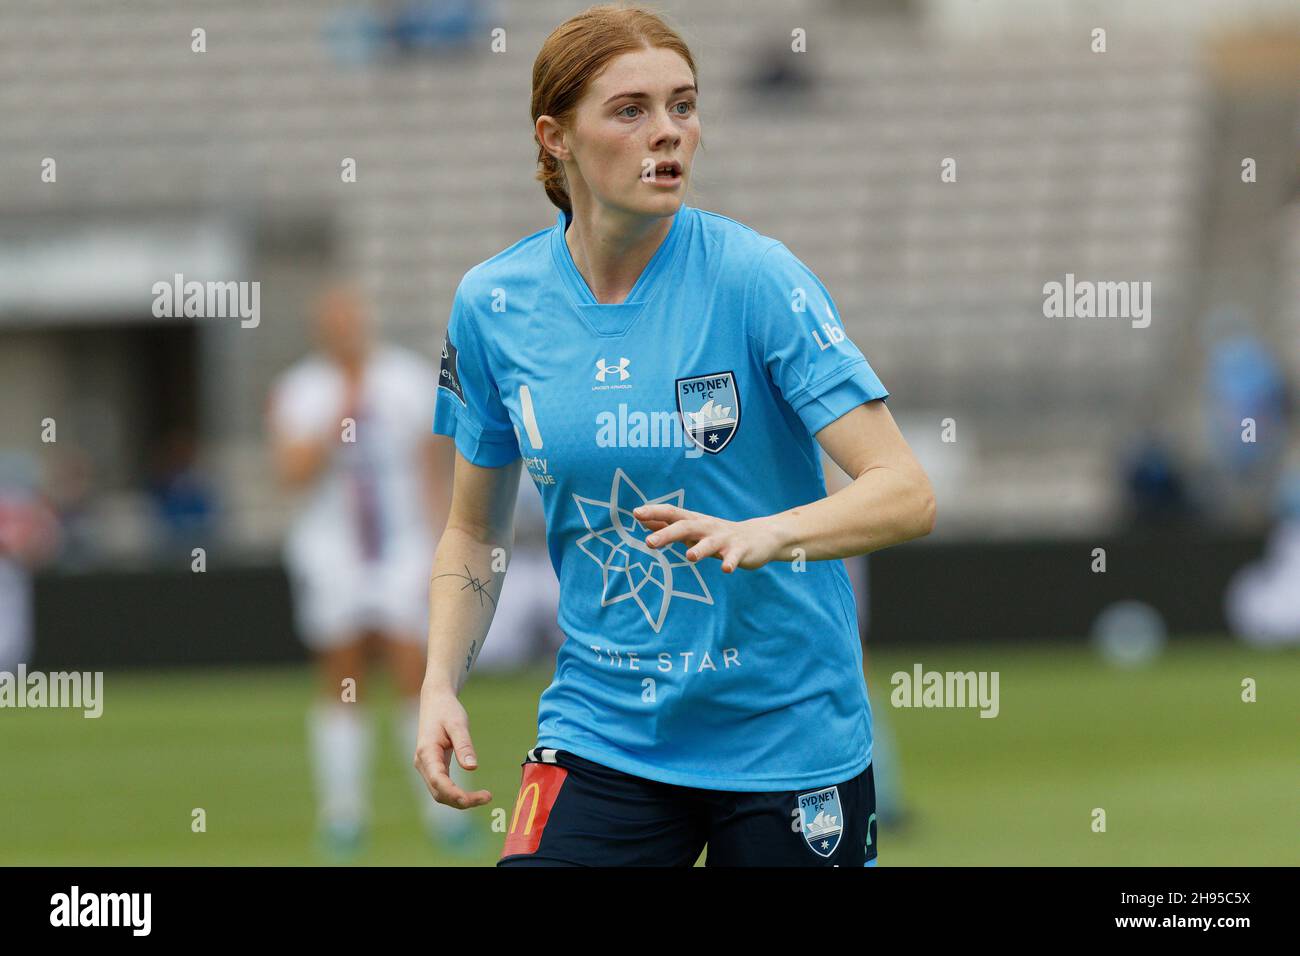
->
xmin=632 ymin=504 xmax=783 ymax=573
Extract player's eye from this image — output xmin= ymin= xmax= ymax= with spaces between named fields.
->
xmin=674 ymin=100 xmax=695 ymax=115
xmin=617 ymin=104 xmax=641 ymax=118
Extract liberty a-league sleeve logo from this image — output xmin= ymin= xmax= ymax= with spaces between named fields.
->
xmin=675 ymin=370 xmax=740 ymax=454
xmin=797 ymin=786 xmax=843 ymax=857
xmin=438 ymin=334 xmax=466 ymax=407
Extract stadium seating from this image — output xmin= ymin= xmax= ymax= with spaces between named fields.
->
xmin=0 ymin=0 xmax=1294 ymax=549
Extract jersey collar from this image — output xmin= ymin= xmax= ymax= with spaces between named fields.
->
xmin=550 ymin=204 xmax=689 ymax=321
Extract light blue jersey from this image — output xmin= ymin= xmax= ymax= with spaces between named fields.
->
xmin=433 ymin=203 xmax=889 ymax=790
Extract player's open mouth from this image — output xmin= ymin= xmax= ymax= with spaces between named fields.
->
xmin=648 ymin=161 xmax=682 ymax=186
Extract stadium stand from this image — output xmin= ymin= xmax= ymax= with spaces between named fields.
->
xmin=0 ymin=0 xmax=1296 ymax=554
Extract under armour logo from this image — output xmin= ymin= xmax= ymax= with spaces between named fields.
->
xmin=595 ymin=357 xmax=630 ymax=382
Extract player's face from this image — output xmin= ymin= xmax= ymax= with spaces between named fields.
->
xmin=566 ymin=46 xmax=698 ymax=219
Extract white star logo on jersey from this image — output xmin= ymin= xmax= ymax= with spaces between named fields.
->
xmin=572 ymin=468 xmax=713 ymax=633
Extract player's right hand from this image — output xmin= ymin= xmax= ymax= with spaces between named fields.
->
xmin=413 ymin=684 xmax=492 ymax=810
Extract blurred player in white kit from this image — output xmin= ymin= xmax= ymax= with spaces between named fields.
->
xmin=267 ymin=284 xmax=471 ymax=857
xmin=0 ymin=452 xmax=60 ymax=672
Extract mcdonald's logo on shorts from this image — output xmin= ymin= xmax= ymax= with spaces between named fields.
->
xmin=501 ymin=762 xmax=568 ymax=857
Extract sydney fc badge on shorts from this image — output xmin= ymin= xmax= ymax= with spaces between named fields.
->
xmin=797 ymin=786 xmax=843 ymax=857
xmin=675 ymin=370 xmax=740 ymax=454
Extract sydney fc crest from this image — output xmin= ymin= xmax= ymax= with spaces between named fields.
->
xmin=797 ymin=786 xmax=843 ymax=857
xmin=675 ymin=370 xmax=740 ymax=454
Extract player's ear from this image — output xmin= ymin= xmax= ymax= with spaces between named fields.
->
xmin=536 ymin=115 xmax=570 ymax=163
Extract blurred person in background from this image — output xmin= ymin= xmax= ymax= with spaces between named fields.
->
xmin=1225 ymin=431 xmax=1300 ymax=647
xmin=0 ymin=452 xmax=61 ymax=671
xmin=147 ymin=428 xmax=218 ymax=555
xmin=45 ymin=446 xmax=97 ymax=569
xmin=1120 ymin=426 xmax=1195 ymax=529
xmin=745 ymin=38 xmax=816 ymax=100
xmin=1200 ymin=306 xmax=1293 ymax=526
xmin=324 ymin=0 xmax=495 ymax=64
xmin=266 ymin=283 xmax=465 ymax=858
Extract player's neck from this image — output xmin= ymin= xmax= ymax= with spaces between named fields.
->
xmin=564 ymin=202 xmax=673 ymax=305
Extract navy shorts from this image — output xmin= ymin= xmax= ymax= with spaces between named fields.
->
xmin=497 ymin=748 xmax=878 ymax=867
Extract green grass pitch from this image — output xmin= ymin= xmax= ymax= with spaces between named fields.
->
xmin=1 ymin=638 xmax=1294 ymax=865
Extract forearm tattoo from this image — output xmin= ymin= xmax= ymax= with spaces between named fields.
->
xmin=433 ymin=565 xmax=497 ymax=674
xmin=433 ymin=564 xmax=499 ymax=610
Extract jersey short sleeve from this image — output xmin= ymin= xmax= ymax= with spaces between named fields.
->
xmin=433 ymin=279 xmax=521 ymax=467
xmin=744 ymin=241 xmax=889 ymax=436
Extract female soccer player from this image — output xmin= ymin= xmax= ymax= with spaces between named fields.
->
xmin=416 ymin=4 xmax=935 ymax=866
